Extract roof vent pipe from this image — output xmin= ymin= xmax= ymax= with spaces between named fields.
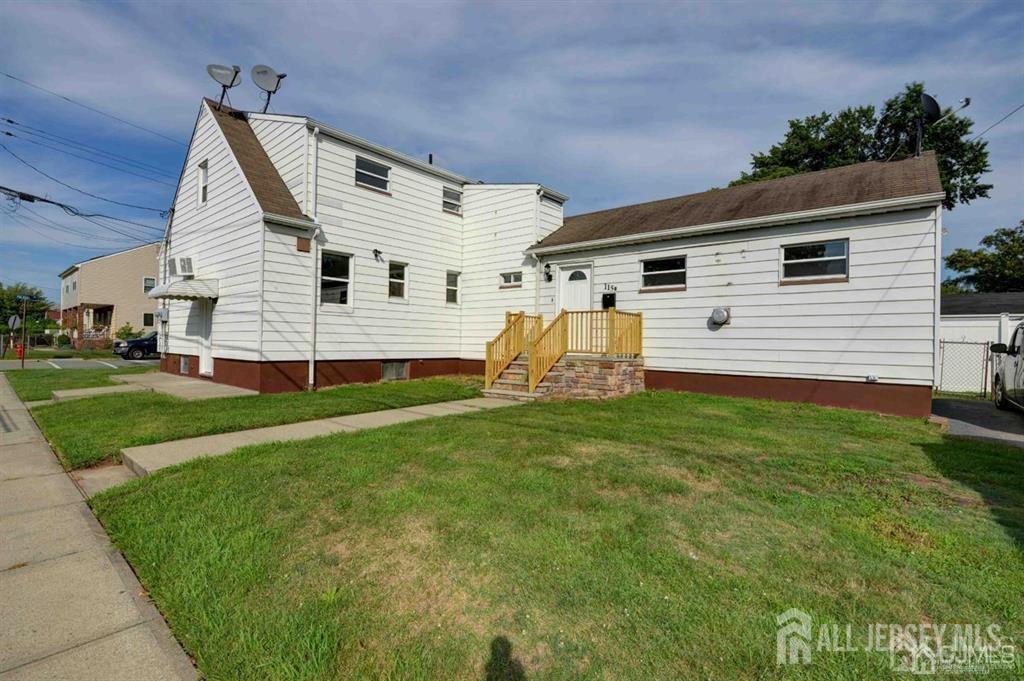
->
xmin=428 ymin=153 xmax=433 ymax=165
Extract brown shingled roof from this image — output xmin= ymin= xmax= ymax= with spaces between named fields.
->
xmin=537 ymin=152 xmax=943 ymax=249
xmin=204 ymin=99 xmax=309 ymax=221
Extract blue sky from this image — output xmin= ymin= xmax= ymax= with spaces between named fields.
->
xmin=2 ymin=0 xmax=1021 ymax=304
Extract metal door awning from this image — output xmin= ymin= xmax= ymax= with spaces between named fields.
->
xmin=147 ymin=279 xmax=219 ymax=300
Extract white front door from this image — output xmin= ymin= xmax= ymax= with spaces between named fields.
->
xmin=199 ymin=299 xmax=214 ymax=376
xmin=559 ymin=265 xmax=593 ymax=311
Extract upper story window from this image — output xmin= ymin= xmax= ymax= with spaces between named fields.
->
xmin=72 ymin=281 xmax=76 ymax=291
xmin=143 ymin=277 xmax=156 ymax=293
xmin=781 ymin=239 xmax=848 ymax=283
xmin=197 ymin=160 xmax=209 ymax=206
xmin=320 ymin=252 xmax=351 ymax=305
xmin=443 ymin=187 xmax=462 ymax=214
xmin=499 ymin=271 xmax=522 ymax=289
xmin=641 ymin=256 xmax=687 ymax=290
xmin=388 ymin=261 xmax=407 ymax=299
xmin=355 ymin=156 xmax=390 ymax=193
xmin=446 ymin=271 xmax=460 ymax=304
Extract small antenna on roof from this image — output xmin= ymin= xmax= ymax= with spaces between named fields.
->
xmin=251 ymin=65 xmax=287 ymax=114
xmin=206 ymin=65 xmax=241 ymax=111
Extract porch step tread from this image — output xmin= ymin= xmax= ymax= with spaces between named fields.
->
xmin=482 ymin=388 xmax=539 ymax=402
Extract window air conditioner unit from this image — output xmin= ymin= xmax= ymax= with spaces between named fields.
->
xmin=167 ymin=259 xmax=177 ymax=276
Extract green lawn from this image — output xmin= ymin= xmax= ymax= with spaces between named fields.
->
xmin=33 ymin=377 xmax=482 ymax=469
xmin=19 ymin=347 xmax=119 ymax=360
xmin=91 ymin=391 xmax=1023 ymax=679
xmin=5 ymin=366 xmax=156 ymax=402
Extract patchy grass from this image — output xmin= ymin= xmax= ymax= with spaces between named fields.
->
xmin=92 ymin=391 xmax=1024 ymax=679
xmin=18 ymin=347 xmax=121 ymax=360
xmin=33 ymin=376 xmax=482 ymax=469
xmin=5 ymin=366 xmax=156 ymax=402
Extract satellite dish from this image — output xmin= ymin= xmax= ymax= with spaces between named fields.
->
xmin=921 ymin=93 xmax=941 ymax=125
xmin=251 ymin=65 xmax=287 ymax=113
xmin=206 ymin=64 xmax=241 ymax=110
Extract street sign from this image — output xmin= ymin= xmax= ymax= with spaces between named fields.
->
xmin=7 ymin=315 xmax=21 ymax=330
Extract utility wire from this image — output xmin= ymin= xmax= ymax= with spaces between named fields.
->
xmin=2 ymin=118 xmax=176 ymax=177
xmin=17 ymin=204 xmax=145 ymax=243
xmin=0 ymin=143 xmax=169 ymax=216
xmin=2 ymin=210 xmax=134 ymax=251
xmin=0 ymin=183 xmax=165 ymax=237
xmin=970 ymin=103 xmax=1024 ymax=141
xmin=2 ymin=132 xmax=176 ymax=187
xmin=2 ymin=71 xmax=187 ymax=147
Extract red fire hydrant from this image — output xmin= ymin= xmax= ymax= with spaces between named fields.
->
xmin=15 ymin=344 xmax=25 ymax=359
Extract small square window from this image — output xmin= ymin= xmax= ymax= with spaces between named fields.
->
xmin=143 ymin=277 xmax=156 ymax=293
xmin=389 ymin=261 xmax=407 ymax=299
xmin=446 ymin=271 xmax=460 ymax=304
xmin=781 ymin=240 xmax=848 ymax=282
xmin=143 ymin=313 xmax=154 ymax=327
xmin=443 ymin=187 xmax=462 ymax=214
xmin=355 ymin=156 xmax=390 ymax=192
xmin=321 ymin=252 xmax=351 ymax=305
xmin=499 ymin=271 xmax=522 ymax=289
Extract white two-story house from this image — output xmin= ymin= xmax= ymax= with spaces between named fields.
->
xmin=151 ymin=98 xmax=944 ymax=417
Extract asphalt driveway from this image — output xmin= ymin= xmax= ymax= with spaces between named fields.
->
xmin=0 ymin=358 xmax=159 ymax=371
xmin=932 ymin=398 xmax=1024 ymax=449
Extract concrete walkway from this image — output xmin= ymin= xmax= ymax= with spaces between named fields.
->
xmin=0 ymin=374 xmax=196 ymax=680
xmin=123 ymin=396 xmax=519 ymax=476
xmin=110 ymin=372 xmax=258 ymax=400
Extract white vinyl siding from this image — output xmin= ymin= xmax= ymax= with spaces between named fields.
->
xmin=248 ymin=116 xmax=308 ymax=209
xmin=162 ymin=102 xmax=263 ymax=362
xmin=537 ymin=208 xmax=940 ymax=386
xmin=259 ymin=133 xmax=463 ymax=361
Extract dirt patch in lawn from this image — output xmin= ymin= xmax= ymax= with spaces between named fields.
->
xmin=905 ymin=473 xmax=986 ymax=508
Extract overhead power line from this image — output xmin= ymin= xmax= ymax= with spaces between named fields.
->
xmin=1 ymin=117 xmax=175 ymax=177
xmin=2 ymin=131 xmax=176 ymax=187
xmin=0 ymin=183 xmax=165 ymax=238
xmin=2 ymin=210 xmax=136 ymax=251
xmin=2 ymin=71 xmax=187 ymax=147
xmin=17 ymin=204 xmax=146 ymax=243
xmin=0 ymin=143 xmax=169 ymax=215
xmin=970 ymin=102 xmax=1024 ymax=141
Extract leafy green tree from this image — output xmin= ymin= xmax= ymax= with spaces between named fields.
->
xmin=0 ymin=282 xmax=52 ymax=333
xmin=732 ymin=83 xmax=991 ymax=210
xmin=944 ymin=220 xmax=1024 ymax=292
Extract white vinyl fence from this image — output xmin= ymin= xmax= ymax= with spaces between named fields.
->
xmin=937 ymin=312 xmax=1021 ymax=397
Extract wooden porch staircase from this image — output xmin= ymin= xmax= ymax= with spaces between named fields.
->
xmin=483 ymin=308 xmax=644 ymax=401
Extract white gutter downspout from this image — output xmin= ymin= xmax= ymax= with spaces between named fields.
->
xmin=307 ymin=126 xmax=321 ymax=390
xmin=534 ymin=186 xmax=542 ymax=315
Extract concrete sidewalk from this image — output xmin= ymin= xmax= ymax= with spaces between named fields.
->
xmin=110 ymin=372 xmax=257 ymax=400
xmin=0 ymin=374 xmax=195 ymax=680
xmin=123 ymin=396 xmax=519 ymax=476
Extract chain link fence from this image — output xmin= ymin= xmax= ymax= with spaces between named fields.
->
xmin=936 ymin=340 xmax=991 ymax=397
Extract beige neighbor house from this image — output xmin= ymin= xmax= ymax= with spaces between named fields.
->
xmin=58 ymin=242 xmax=161 ymax=346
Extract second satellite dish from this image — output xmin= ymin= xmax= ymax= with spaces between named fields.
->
xmin=206 ymin=64 xmax=241 ymax=110
xmin=921 ymin=93 xmax=942 ymax=125
xmin=252 ymin=65 xmax=287 ymax=113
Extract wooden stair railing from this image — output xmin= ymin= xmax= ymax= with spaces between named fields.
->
xmin=486 ymin=312 xmax=544 ymax=389
xmin=528 ymin=310 xmax=568 ymax=392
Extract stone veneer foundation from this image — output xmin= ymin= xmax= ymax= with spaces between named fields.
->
xmin=540 ymin=355 xmax=645 ymax=400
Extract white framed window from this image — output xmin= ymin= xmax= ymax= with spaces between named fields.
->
xmin=446 ymin=271 xmax=460 ymax=304
xmin=641 ymin=256 xmax=687 ymax=290
xmin=781 ymin=239 xmax=848 ymax=283
xmin=143 ymin=277 xmax=156 ymax=293
xmin=499 ymin=271 xmax=522 ymax=289
xmin=388 ymin=261 xmax=407 ymax=299
xmin=72 ymin=281 xmax=76 ymax=291
xmin=442 ymin=187 xmax=462 ymax=214
xmin=197 ymin=160 xmax=208 ymax=206
xmin=320 ymin=251 xmax=351 ymax=305
xmin=355 ymin=156 xmax=390 ymax=193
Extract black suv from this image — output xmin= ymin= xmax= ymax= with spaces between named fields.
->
xmin=113 ymin=331 xmax=158 ymax=360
